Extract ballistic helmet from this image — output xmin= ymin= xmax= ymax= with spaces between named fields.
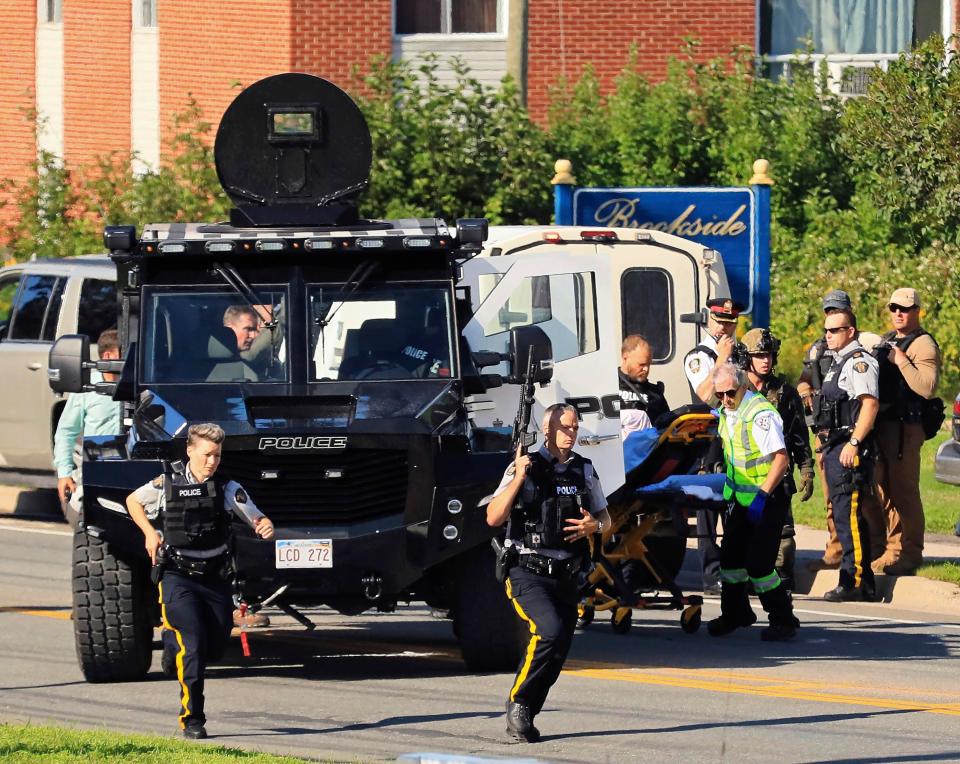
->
xmin=737 ymin=328 xmax=780 ymax=369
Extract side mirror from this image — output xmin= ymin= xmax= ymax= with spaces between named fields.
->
xmin=48 ymin=334 xmax=91 ymax=393
xmin=680 ymin=309 xmax=707 ymax=325
xmin=508 ymin=324 xmax=553 ymax=385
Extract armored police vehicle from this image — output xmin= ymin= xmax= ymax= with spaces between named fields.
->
xmin=50 ymin=73 xmax=733 ymax=683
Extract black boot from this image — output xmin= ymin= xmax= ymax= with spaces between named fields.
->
xmin=758 ymin=584 xmax=797 ymax=642
xmin=506 ymin=701 xmax=539 ymax=743
xmin=707 ymin=582 xmax=757 ymax=637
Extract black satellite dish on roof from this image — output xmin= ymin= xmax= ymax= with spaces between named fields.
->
xmin=214 ymin=72 xmax=372 ymax=227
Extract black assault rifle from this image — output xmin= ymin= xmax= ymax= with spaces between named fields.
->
xmin=511 ymin=346 xmax=539 ymax=455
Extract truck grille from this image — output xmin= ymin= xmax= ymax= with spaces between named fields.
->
xmin=218 ymin=449 xmax=408 ymax=525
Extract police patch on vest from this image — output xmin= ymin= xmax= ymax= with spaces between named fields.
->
xmin=688 ymin=357 xmax=701 ymax=374
xmin=853 ymin=361 xmax=868 ymax=373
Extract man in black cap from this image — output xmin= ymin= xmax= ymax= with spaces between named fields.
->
xmin=684 ymin=296 xmax=743 ymax=596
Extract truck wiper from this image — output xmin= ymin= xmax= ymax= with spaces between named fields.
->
xmin=315 ymin=259 xmax=379 ymax=329
xmin=211 ymin=262 xmax=278 ymax=330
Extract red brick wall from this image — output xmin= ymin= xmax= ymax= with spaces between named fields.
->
xmin=291 ymin=0 xmax=393 ymax=91
xmin=63 ymin=0 xmax=132 ymax=168
xmin=0 ymin=5 xmax=37 ymax=235
xmin=158 ymin=1 xmax=294 ymax=154
xmin=526 ymin=0 xmax=756 ymax=121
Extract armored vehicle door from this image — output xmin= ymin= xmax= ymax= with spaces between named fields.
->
xmin=462 ymin=252 xmax=625 ymax=494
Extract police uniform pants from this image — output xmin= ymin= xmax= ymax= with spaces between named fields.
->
xmin=505 ymin=566 xmax=579 ymax=716
xmin=872 ymin=420 xmax=925 ymax=567
xmin=817 ymin=450 xmax=843 ymax=564
xmin=719 ymin=488 xmax=793 ymax=624
xmin=822 ymin=442 xmax=876 ymax=598
xmin=159 ymin=570 xmax=234 ymax=729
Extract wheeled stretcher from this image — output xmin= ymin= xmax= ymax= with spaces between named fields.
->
xmin=578 ymin=407 xmax=725 ymax=635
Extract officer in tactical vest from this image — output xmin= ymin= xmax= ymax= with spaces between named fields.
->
xmin=684 ymin=296 xmax=743 ymax=596
xmin=125 ymin=423 xmax=275 ymax=739
xmin=486 ymin=403 xmax=612 ymax=743
xmin=869 ymin=288 xmax=941 ymax=576
xmin=707 ymin=363 xmax=798 ymax=641
xmin=735 ymin=328 xmax=814 ymax=592
xmin=619 ymin=334 xmax=670 ymax=425
xmin=813 ymin=309 xmax=880 ymax=602
xmin=799 ymin=290 xmax=882 ymax=571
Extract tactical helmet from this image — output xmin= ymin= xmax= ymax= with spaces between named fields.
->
xmin=738 ymin=328 xmax=780 ymax=368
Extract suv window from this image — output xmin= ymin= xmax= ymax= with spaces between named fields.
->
xmin=78 ymin=279 xmax=118 ymax=341
xmin=8 ymin=274 xmax=59 ymax=341
xmin=40 ymin=278 xmax=67 ymax=341
xmin=0 ymin=273 xmax=21 ymax=337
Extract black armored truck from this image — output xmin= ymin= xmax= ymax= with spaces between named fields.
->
xmin=49 ymin=73 xmax=548 ymax=682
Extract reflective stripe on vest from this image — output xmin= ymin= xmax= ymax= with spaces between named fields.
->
xmin=719 ymin=394 xmax=778 ymax=505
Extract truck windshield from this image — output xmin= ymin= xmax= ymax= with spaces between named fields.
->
xmin=310 ymin=283 xmax=456 ymax=381
xmin=141 ymin=287 xmax=288 ymax=383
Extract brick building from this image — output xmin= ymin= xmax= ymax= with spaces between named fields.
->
xmin=1 ymin=0 xmax=957 ymax=229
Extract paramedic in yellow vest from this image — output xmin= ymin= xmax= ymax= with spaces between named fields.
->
xmin=707 ymin=363 xmax=798 ymax=642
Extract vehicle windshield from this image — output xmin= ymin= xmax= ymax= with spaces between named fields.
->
xmin=142 ymin=287 xmax=288 ymax=383
xmin=310 ymin=283 xmax=456 ymax=381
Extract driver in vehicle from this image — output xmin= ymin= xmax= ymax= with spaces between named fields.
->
xmin=223 ymin=305 xmax=261 ymax=352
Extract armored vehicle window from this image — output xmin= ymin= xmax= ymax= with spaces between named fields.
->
xmin=78 ymin=279 xmax=117 ymax=341
xmin=310 ymin=284 xmax=456 ymax=381
xmin=483 ymin=272 xmax=598 ymax=362
xmin=8 ymin=274 xmax=59 ymax=342
xmin=621 ymin=268 xmax=674 ymax=363
xmin=141 ymin=287 xmax=288 ymax=383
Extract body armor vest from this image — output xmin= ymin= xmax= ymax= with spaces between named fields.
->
xmin=508 ymin=452 xmax=592 ymax=556
xmin=802 ymin=338 xmax=832 ymax=392
xmin=876 ymin=329 xmax=932 ymax=423
xmin=813 ymin=353 xmax=861 ymax=432
xmin=162 ymin=467 xmax=231 ymax=553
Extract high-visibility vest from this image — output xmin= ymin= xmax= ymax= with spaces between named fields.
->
xmin=719 ymin=393 xmax=778 ymax=505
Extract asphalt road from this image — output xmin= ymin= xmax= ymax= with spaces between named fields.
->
xmin=2 ymin=517 xmax=960 ymax=764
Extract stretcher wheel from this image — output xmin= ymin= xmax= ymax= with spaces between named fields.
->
xmin=611 ymin=608 xmax=632 ymax=635
xmin=576 ymin=604 xmax=595 ymax=630
xmin=680 ymin=605 xmax=701 ymax=634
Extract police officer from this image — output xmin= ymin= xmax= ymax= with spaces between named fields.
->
xmin=619 ymin=334 xmax=670 ymax=425
xmin=684 ymin=296 xmax=743 ymax=595
xmin=814 ymin=309 xmax=879 ymax=602
xmin=125 ymin=423 xmax=275 ymax=739
xmin=870 ymin=288 xmax=941 ymax=576
xmin=707 ymin=363 xmax=797 ymax=641
xmin=736 ymin=328 xmax=814 ymax=591
xmin=799 ymin=290 xmax=882 ymax=571
xmin=486 ymin=403 xmax=612 ymax=743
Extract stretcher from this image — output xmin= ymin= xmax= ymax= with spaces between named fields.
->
xmin=578 ymin=406 xmax=725 ymax=635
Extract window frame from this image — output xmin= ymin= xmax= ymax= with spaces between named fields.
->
xmin=620 ymin=267 xmax=676 ymax=365
xmin=134 ymin=0 xmax=158 ymax=28
xmin=37 ymin=0 xmax=63 ymax=24
xmin=393 ymin=0 xmax=507 ymax=39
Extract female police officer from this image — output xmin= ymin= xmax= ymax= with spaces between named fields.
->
xmin=125 ymin=423 xmax=274 ymax=739
xmin=486 ymin=403 xmax=613 ymax=743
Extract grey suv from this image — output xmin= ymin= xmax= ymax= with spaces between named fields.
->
xmin=0 ymin=256 xmax=116 ymax=479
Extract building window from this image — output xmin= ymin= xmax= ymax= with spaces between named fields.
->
xmin=396 ymin=0 xmax=501 ymax=35
xmin=135 ymin=0 xmax=157 ymax=27
xmin=38 ymin=0 xmax=62 ymax=23
xmin=759 ymin=0 xmax=945 ymax=94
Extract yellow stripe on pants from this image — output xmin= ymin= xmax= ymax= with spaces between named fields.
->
xmin=506 ymin=578 xmax=539 ymax=702
xmin=850 ymin=488 xmax=863 ymax=588
xmin=158 ymin=581 xmax=190 ymax=729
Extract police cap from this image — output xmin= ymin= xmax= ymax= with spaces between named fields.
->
xmin=822 ymin=289 xmax=852 ymax=312
xmin=706 ymin=297 xmax=744 ymax=324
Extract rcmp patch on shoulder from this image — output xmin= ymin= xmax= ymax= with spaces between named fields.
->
xmin=853 ymin=361 xmax=869 ymax=373
xmin=235 ymin=487 xmax=248 ymax=504
xmin=687 ymin=357 xmax=701 ymax=374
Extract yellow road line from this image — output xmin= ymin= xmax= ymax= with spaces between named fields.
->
xmin=0 ymin=606 xmax=71 ymax=620
xmin=564 ymin=667 xmax=960 ymax=717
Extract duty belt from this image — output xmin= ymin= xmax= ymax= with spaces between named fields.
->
xmin=168 ymin=548 xmax=229 ymax=578
xmin=519 ymin=553 xmax=583 ymax=581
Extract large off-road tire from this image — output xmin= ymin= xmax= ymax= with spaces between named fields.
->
xmin=453 ymin=544 xmax=527 ymax=673
xmin=72 ymin=529 xmax=154 ymax=683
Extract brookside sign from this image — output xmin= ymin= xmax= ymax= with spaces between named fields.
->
xmin=553 ymin=173 xmax=771 ymax=327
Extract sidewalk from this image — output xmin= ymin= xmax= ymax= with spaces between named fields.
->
xmin=792 ymin=524 xmax=960 ymax=617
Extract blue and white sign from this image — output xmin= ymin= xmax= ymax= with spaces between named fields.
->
xmin=554 ymin=181 xmax=771 ymax=327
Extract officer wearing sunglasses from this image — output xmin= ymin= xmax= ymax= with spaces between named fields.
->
xmin=813 ymin=309 xmax=880 ymax=602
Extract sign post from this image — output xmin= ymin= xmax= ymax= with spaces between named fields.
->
xmin=552 ymin=159 xmax=773 ymax=327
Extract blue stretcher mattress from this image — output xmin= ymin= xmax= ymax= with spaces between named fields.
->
xmin=634 ymin=472 xmax=727 ymax=502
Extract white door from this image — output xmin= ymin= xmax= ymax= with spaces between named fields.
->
xmin=462 ymin=252 xmax=625 ymax=494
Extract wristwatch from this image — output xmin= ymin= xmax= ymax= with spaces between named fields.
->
xmin=849 ymin=436 xmax=861 ymax=447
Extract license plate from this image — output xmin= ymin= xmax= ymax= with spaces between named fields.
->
xmin=275 ymin=539 xmax=332 ymax=569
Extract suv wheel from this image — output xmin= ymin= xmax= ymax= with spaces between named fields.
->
xmin=72 ymin=529 xmax=153 ymax=682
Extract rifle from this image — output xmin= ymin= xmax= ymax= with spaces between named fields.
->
xmin=511 ymin=345 xmax=538 ymax=454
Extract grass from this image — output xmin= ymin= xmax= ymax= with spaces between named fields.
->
xmin=0 ymin=723 xmax=326 ymax=764
xmin=793 ymin=431 xmax=958 ymax=535
xmin=916 ymin=561 xmax=960 ymax=585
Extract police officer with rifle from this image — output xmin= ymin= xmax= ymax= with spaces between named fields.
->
xmin=487 ymin=397 xmax=612 ymax=743
xmin=125 ymin=423 xmax=274 ymax=739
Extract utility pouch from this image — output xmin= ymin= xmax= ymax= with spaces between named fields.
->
xmin=920 ymin=397 xmax=946 ymax=440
